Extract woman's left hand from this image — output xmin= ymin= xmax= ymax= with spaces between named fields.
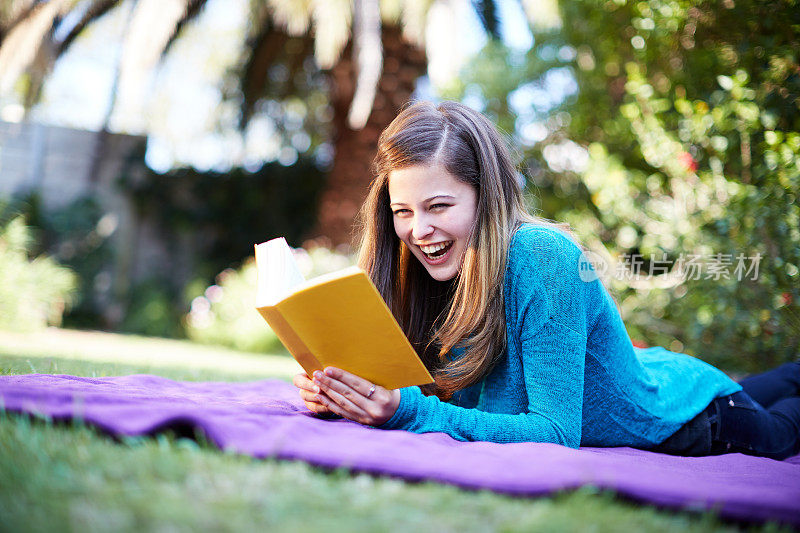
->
xmin=311 ymin=367 xmax=400 ymax=426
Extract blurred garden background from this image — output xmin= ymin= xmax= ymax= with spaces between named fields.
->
xmin=1 ymin=1 xmax=799 ymax=530
xmin=1 ymin=0 xmax=798 ymax=373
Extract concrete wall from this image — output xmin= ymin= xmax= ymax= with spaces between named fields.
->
xmin=0 ymin=120 xmax=143 ymax=209
xmin=0 ymin=120 xmax=181 ymax=327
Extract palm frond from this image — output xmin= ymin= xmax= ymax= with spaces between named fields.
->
xmin=56 ymin=0 xmax=120 ymax=58
xmin=311 ymin=0 xmax=351 ymax=69
xmin=55 ymin=0 xmax=121 ymax=56
xmin=0 ymin=0 xmax=69 ymax=95
xmin=471 ymin=0 xmax=500 ymax=39
xmin=379 ymin=0 xmax=402 ymax=25
xmin=0 ymin=0 xmax=42 ymax=31
xmin=348 ymin=0 xmax=381 ymax=129
xmin=400 ymin=0 xmax=429 ymax=47
xmin=0 ymin=0 xmax=38 ymax=38
xmin=114 ymin=0 xmax=192 ymax=121
xmin=268 ymin=0 xmax=313 ymax=36
xmin=425 ymin=0 xmax=464 ymax=90
xmin=161 ymin=0 xmax=208 ymax=58
xmin=519 ymin=0 xmax=561 ymax=31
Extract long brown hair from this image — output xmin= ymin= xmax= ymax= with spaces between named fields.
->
xmin=356 ymin=100 xmax=564 ymax=400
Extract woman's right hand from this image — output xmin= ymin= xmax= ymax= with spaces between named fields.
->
xmin=293 ymin=372 xmax=337 ymax=416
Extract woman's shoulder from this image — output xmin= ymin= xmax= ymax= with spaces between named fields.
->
xmin=503 ymin=223 xmax=591 ymax=334
xmin=505 ymin=222 xmax=592 ymax=295
xmin=509 ymin=223 xmax=583 ymax=265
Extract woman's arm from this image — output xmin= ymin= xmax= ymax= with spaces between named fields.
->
xmin=310 ymin=314 xmax=587 ymax=447
xmin=379 ymin=319 xmax=586 ymax=448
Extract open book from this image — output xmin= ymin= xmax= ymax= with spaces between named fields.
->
xmin=254 ymin=238 xmax=434 ymax=390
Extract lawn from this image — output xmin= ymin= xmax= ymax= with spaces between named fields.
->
xmin=0 ymin=329 xmax=790 ymax=532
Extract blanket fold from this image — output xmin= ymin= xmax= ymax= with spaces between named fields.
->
xmin=1 ymin=374 xmax=798 ymax=526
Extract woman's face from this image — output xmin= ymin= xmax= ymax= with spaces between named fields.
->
xmin=388 ymin=164 xmax=478 ymax=281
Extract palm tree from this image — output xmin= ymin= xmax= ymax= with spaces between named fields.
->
xmin=0 ymin=0 xmax=515 ymax=246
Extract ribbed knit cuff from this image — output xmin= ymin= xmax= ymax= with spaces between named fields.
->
xmin=376 ymin=386 xmax=420 ymax=430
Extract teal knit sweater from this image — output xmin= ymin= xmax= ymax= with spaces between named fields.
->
xmin=379 ymin=224 xmax=742 ymax=448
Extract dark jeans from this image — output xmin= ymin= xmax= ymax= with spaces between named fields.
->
xmin=651 ymin=362 xmax=800 ymax=460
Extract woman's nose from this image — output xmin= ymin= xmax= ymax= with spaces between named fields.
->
xmin=411 ymin=215 xmax=434 ymax=241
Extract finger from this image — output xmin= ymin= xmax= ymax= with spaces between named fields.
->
xmin=293 ymin=373 xmax=320 ymax=393
xmin=305 ymin=401 xmax=334 ymax=415
xmin=313 ymin=372 xmax=370 ymax=417
xmin=302 ymin=396 xmax=329 ymax=412
xmin=299 ymin=388 xmax=333 ymax=414
xmin=322 ymin=367 xmax=379 ymax=399
xmin=313 ymin=393 xmax=351 ymax=419
xmin=297 ymin=389 xmax=338 ymax=413
xmin=299 ymin=388 xmax=322 ymax=403
xmin=299 ymin=388 xmax=338 ymax=411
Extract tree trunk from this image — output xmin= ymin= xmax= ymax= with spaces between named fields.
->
xmin=312 ymin=25 xmax=426 ymax=249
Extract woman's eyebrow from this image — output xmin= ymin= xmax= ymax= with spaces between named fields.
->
xmin=425 ymin=194 xmax=456 ymax=202
xmin=389 ymin=195 xmax=455 ymax=208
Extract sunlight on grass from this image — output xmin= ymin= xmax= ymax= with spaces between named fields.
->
xmin=0 ymin=328 xmax=302 ymax=380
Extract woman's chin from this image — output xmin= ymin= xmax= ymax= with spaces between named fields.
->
xmin=422 ymin=263 xmax=459 ymax=281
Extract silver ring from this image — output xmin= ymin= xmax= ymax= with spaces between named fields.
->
xmin=366 ymin=384 xmax=376 ymax=399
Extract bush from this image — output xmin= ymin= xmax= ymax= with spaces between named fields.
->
xmin=555 ymin=0 xmax=800 ymax=371
xmin=0 ymin=215 xmax=77 ymax=331
xmin=28 ymin=195 xmax=114 ymax=329
xmin=453 ymin=0 xmax=800 ymax=371
xmin=185 ymin=244 xmax=354 ymax=353
xmin=118 ymin=280 xmax=185 ymax=339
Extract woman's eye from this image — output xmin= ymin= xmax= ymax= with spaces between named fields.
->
xmin=430 ymin=203 xmax=450 ymax=210
xmin=392 ymin=209 xmax=410 ymax=216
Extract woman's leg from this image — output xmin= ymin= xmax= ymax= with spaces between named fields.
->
xmin=710 ymin=390 xmax=800 ymax=461
xmin=737 ymin=362 xmax=800 ymax=408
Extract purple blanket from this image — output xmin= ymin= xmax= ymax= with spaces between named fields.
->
xmin=2 ymin=374 xmax=799 ymax=526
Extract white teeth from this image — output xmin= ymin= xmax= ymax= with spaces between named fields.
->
xmin=419 ymin=242 xmax=452 ymax=254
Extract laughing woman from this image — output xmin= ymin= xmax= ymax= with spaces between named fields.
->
xmin=293 ymin=100 xmax=800 ymax=460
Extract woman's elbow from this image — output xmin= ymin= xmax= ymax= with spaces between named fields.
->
xmin=529 ymin=416 xmax=581 ymax=448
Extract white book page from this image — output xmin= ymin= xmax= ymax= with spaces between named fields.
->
xmin=290 ymin=265 xmax=364 ymax=293
xmin=254 ymin=238 xmax=306 ymax=307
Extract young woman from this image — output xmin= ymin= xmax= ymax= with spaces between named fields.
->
xmin=293 ymin=101 xmax=800 ymax=460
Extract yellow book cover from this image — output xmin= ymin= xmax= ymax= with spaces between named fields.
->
xmin=254 ymin=238 xmax=433 ymax=390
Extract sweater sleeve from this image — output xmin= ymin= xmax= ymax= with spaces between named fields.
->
xmin=379 ymin=319 xmax=586 ymax=447
xmin=379 ymin=227 xmax=589 ymax=448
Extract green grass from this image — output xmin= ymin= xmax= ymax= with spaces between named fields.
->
xmin=0 ymin=328 xmax=300 ymax=382
xmin=0 ymin=329 xmax=791 ymax=532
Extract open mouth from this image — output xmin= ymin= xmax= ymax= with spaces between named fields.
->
xmin=419 ymin=241 xmax=453 ymax=261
